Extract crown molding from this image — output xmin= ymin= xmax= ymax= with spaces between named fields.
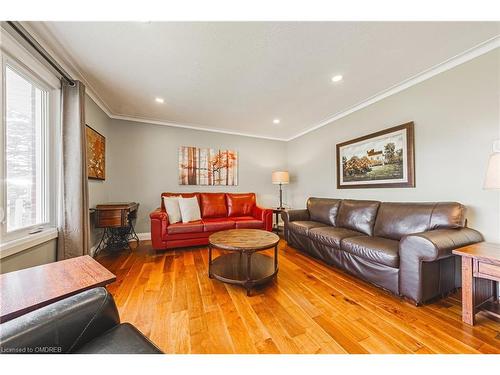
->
xmin=20 ymin=22 xmax=114 ymax=118
xmin=20 ymin=23 xmax=500 ymax=143
xmin=286 ymin=35 xmax=500 ymax=141
xmin=110 ymin=113 xmax=287 ymax=141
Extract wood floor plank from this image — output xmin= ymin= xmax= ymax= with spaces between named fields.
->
xmin=97 ymin=240 xmax=500 ymax=354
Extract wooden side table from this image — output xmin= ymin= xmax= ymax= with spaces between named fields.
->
xmin=452 ymin=242 xmax=500 ymax=325
xmin=0 ymin=255 xmax=116 ymax=323
xmin=272 ymin=208 xmax=287 ymax=234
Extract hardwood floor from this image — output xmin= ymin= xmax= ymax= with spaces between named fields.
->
xmin=97 ymin=240 xmax=500 ymax=354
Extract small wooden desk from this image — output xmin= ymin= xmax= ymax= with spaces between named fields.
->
xmin=93 ymin=202 xmax=139 ymax=254
xmin=453 ymin=242 xmax=500 ymax=325
xmin=0 ymin=255 xmax=116 ymax=323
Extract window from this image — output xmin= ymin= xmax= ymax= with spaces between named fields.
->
xmin=1 ymin=32 xmax=60 ymax=251
xmin=4 ymin=65 xmax=48 ymax=233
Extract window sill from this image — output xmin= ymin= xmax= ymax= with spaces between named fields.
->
xmin=0 ymin=228 xmax=58 ymax=259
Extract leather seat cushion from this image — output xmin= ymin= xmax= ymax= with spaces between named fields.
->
xmin=226 ymin=193 xmax=256 ymax=217
xmin=235 ymin=219 xmax=264 ymax=229
xmin=200 ymin=193 xmax=228 ymax=218
xmin=341 ymin=236 xmax=400 ymax=268
xmin=288 ymin=221 xmax=328 ymax=236
xmin=202 ymin=218 xmax=235 ymax=232
xmin=167 ymin=221 xmax=203 ymax=234
xmin=308 ymin=226 xmax=365 ymax=248
xmin=74 ymin=323 xmax=162 ymax=354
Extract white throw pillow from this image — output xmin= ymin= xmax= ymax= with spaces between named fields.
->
xmin=178 ymin=196 xmax=202 ymax=223
xmin=163 ymin=196 xmax=182 ymax=224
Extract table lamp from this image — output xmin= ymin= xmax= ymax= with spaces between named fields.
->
xmin=272 ymin=171 xmax=289 ymax=209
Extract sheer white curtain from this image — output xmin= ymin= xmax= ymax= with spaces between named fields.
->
xmin=57 ymin=80 xmax=90 ymax=259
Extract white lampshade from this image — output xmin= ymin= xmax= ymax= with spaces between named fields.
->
xmin=484 ymin=152 xmax=500 ymax=189
xmin=272 ymin=171 xmax=289 ymax=184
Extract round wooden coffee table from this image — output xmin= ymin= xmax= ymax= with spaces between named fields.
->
xmin=208 ymin=229 xmax=280 ymax=296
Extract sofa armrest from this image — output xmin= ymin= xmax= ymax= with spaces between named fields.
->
xmin=400 ymin=228 xmax=484 ymax=262
xmin=150 ymin=207 xmax=169 ymax=222
xmin=400 ymin=228 xmax=483 ymax=304
xmin=281 ymin=209 xmax=310 ymax=242
xmin=150 ymin=208 xmax=169 ymax=249
xmin=0 ymin=288 xmax=120 ymax=353
xmin=252 ymin=206 xmax=273 ymax=231
xmin=282 ymin=209 xmax=310 ymax=223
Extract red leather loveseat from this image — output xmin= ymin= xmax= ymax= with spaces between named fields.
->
xmin=150 ymin=192 xmax=273 ymax=250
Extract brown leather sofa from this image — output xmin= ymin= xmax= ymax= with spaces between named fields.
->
xmin=282 ymin=198 xmax=483 ymax=304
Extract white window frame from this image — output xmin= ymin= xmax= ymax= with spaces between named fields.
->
xmin=0 ymin=29 xmax=61 ymax=258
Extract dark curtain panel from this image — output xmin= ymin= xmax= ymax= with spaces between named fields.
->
xmin=57 ymin=80 xmax=90 ymax=259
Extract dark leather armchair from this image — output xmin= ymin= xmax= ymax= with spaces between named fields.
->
xmin=0 ymin=287 xmax=162 ymax=354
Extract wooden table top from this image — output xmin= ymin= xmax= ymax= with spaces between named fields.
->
xmin=452 ymin=242 xmax=500 ymax=261
xmin=0 ymin=255 xmax=116 ymax=323
xmin=209 ymin=229 xmax=280 ymax=252
xmin=95 ymin=202 xmax=139 ymax=210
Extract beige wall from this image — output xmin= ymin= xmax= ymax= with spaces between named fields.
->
xmin=0 ymin=239 xmax=57 ymax=274
xmin=286 ymin=49 xmax=500 ymax=242
xmin=105 ymin=119 xmax=288 ymax=234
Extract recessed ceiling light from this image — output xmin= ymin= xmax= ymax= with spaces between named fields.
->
xmin=273 ymin=119 xmax=281 ymax=124
xmin=331 ymin=75 xmax=343 ymax=83
xmin=155 ymin=97 xmax=164 ymax=103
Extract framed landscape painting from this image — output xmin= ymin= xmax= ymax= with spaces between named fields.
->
xmin=85 ymin=125 xmax=105 ymax=180
xmin=179 ymin=146 xmax=238 ymax=185
xmin=336 ymin=122 xmax=415 ymax=189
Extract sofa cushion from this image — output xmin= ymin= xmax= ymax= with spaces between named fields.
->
xmin=336 ymin=199 xmax=380 ymax=236
xmin=167 ymin=221 xmax=203 ymax=235
xmin=308 ymin=227 xmax=365 ymax=248
xmin=202 ymin=218 xmax=235 ymax=232
xmin=235 ymin=219 xmax=264 ymax=229
xmin=341 ymin=236 xmax=400 ymax=268
xmin=288 ymin=221 xmax=328 ymax=236
xmin=374 ymin=202 xmax=433 ymax=241
xmin=200 ymin=193 xmax=228 ymax=218
xmin=429 ymin=202 xmax=466 ymax=230
xmin=373 ymin=202 xmax=466 ymax=240
xmin=226 ymin=193 xmax=256 ymax=217
xmin=307 ymin=197 xmax=341 ymax=226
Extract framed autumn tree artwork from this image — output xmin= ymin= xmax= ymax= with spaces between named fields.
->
xmin=336 ymin=122 xmax=415 ymax=189
xmin=179 ymin=146 xmax=238 ymax=185
xmin=86 ymin=125 xmax=105 ymax=180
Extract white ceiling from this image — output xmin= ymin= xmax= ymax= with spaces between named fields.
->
xmin=28 ymin=22 xmax=499 ymax=140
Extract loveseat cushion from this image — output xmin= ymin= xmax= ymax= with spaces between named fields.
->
xmin=308 ymin=227 xmax=365 ymax=248
xmin=341 ymin=236 xmax=399 ymax=268
xmin=226 ymin=193 xmax=256 ymax=217
xmin=336 ymin=199 xmax=380 ymax=236
xmin=288 ymin=221 xmax=328 ymax=236
xmin=235 ymin=219 xmax=264 ymax=229
xmin=167 ymin=221 xmax=203 ymax=235
xmin=307 ymin=197 xmax=341 ymax=226
xmin=200 ymin=193 xmax=228 ymax=218
xmin=202 ymin=218 xmax=235 ymax=232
